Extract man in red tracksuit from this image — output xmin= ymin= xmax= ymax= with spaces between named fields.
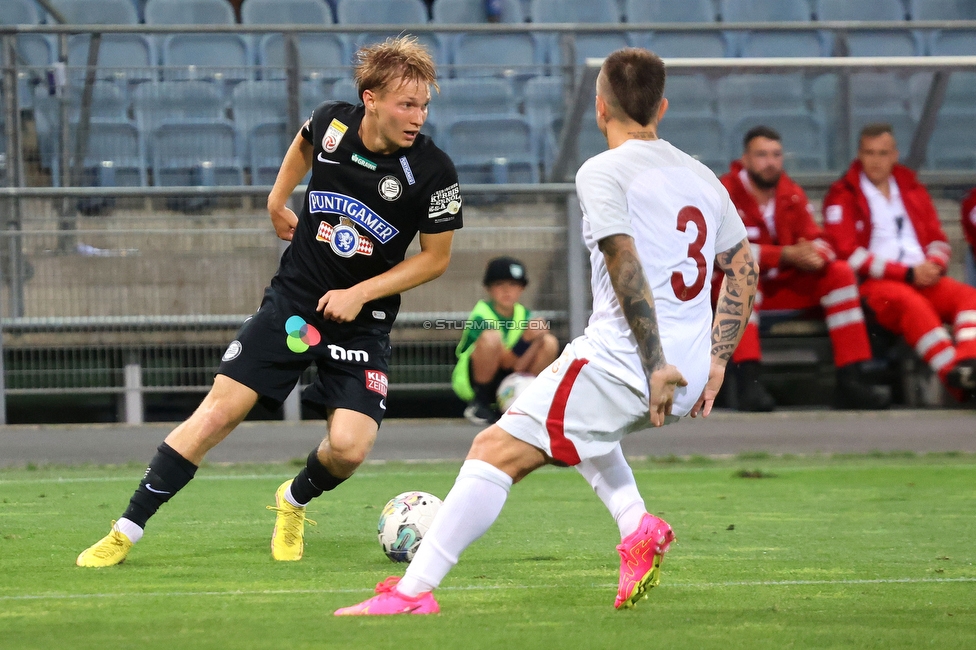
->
xmin=823 ymin=123 xmax=976 ymax=400
xmin=962 ymin=188 xmax=976 ymax=287
xmin=720 ymin=126 xmax=889 ymax=411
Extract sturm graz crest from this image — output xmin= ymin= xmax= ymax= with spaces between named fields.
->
xmin=330 ymin=216 xmax=360 ymax=258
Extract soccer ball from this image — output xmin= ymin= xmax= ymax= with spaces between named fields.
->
xmin=377 ymin=491 xmax=442 ymax=563
xmin=496 ymin=372 xmax=536 ymax=412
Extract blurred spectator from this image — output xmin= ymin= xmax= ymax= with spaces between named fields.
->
xmin=823 ymin=123 xmax=976 ymax=402
xmin=962 ymin=188 xmax=976 ymax=287
xmin=719 ymin=126 xmax=889 ymax=411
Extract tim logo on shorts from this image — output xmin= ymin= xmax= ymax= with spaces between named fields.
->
xmin=328 ymin=344 xmax=369 ymax=362
xmin=365 ymin=370 xmax=388 ymax=396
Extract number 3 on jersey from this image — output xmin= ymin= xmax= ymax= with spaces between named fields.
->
xmin=670 ymin=206 xmax=707 ymax=302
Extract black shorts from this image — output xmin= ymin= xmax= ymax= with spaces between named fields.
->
xmin=217 ymin=287 xmax=391 ymax=424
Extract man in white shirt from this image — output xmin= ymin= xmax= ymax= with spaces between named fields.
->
xmin=334 ymin=47 xmax=757 ymax=616
xmin=823 ymin=123 xmax=976 ymax=401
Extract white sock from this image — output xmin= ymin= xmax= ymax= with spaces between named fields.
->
xmin=115 ymin=517 xmax=144 ymax=543
xmin=284 ymin=484 xmax=307 ymax=508
xmin=575 ymin=445 xmax=646 ymax=539
xmin=397 ymin=459 xmax=513 ymax=597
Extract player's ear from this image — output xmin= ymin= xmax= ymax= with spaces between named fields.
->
xmin=363 ymin=88 xmax=376 ymax=111
xmin=656 ymin=97 xmax=668 ymax=124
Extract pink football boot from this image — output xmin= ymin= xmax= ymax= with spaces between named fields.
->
xmin=334 ymin=577 xmax=440 ymax=616
xmin=614 ymin=514 xmax=675 ymax=609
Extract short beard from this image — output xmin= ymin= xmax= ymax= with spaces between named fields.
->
xmin=747 ymin=169 xmax=780 ymax=191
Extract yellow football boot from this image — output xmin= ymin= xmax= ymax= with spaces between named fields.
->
xmin=76 ymin=522 xmax=133 ymax=567
xmin=268 ymin=480 xmax=315 ymax=561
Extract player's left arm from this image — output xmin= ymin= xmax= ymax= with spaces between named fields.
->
xmin=318 ymin=230 xmax=454 ymax=322
xmin=691 ymin=237 xmax=758 ymax=418
xmin=599 ymin=233 xmax=687 ymax=427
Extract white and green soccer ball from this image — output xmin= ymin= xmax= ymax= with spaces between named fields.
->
xmin=377 ymin=491 xmax=442 ymax=563
xmin=496 ymin=372 xmax=536 ymax=412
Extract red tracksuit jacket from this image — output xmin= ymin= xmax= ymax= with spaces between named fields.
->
xmin=962 ymin=188 xmax=976 ymax=254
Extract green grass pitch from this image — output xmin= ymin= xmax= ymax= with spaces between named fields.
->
xmin=1 ymin=454 xmax=974 ymax=649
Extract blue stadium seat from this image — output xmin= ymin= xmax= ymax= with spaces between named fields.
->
xmin=940 ymin=71 xmax=976 ymax=113
xmin=432 ymin=0 xmax=524 ymax=23
xmin=637 ymin=33 xmax=731 ymax=58
xmin=432 ymin=78 xmax=518 ymax=123
xmin=816 ymin=0 xmax=907 ymax=21
xmin=842 ymin=31 xmax=923 ymax=57
xmin=722 ymin=0 xmax=813 ymax=21
xmin=249 ymin=121 xmax=290 ymax=185
xmin=450 ymin=33 xmax=543 ymax=80
xmin=67 ymin=35 xmax=156 ymax=84
xmin=161 ymin=34 xmax=252 ymax=84
xmin=47 ymin=0 xmax=139 ymax=24
xmin=850 ymin=72 xmax=912 ymax=113
xmin=0 ymin=0 xmax=40 ymax=24
xmin=739 ymin=32 xmax=826 ymax=57
xmin=545 ymin=33 xmax=631 ymax=67
xmin=927 ymin=112 xmax=976 ymax=169
xmin=717 ymin=73 xmax=807 ymax=119
xmin=14 ymin=34 xmax=53 ymax=110
xmin=444 ymin=115 xmax=540 ymax=183
xmin=257 ymin=33 xmax=348 ymax=81
xmin=301 ymin=80 xmax=328 ymax=118
xmin=911 ymin=0 xmax=976 ymax=20
xmin=329 ymin=78 xmax=361 ymax=104
xmin=929 ymin=30 xmax=976 ymax=56
xmin=242 ymin=0 xmax=335 ymax=24
xmin=664 ymin=74 xmax=716 ymax=116
xmin=659 ymin=115 xmax=727 ymax=172
xmin=531 ymin=0 xmax=620 ymax=23
xmin=729 ymin=112 xmax=827 ymax=171
xmin=144 ymin=0 xmax=236 ymax=24
xmin=336 ymin=0 xmax=428 ymax=23
xmin=231 ymin=80 xmax=288 ymax=139
xmin=81 ymin=121 xmax=147 ymax=187
xmin=524 ymin=75 xmax=565 ymax=173
xmin=133 ymin=81 xmax=226 ymax=133
xmin=624 ymin=0 xmax=716 ymax=23
xmin=151 ymin=120 xmax=244 ymax=186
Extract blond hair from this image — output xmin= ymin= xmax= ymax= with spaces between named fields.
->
xmin=353 ymin=35 xmax=438 ymax=97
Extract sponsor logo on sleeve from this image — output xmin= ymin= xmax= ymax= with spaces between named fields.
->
xmin=308 ymin=191 xmax=399 ymax=244
xmin=399 ymin=156 xmax=416 ymax=185
xmin=969 ymin=206 xmax=976 ymax=226
xmin=825 ymin=205 xmax=843 ymax=225
xmin=352 ymin=153 xmax=377 ymax=171
xmin=372 ymin=310 xmax=386 ymax=320
xmin=365 ymin=370 xmax=389 ymax=396
xmin=378 ymin=175 xmax=402 ymax=201
xmin=222 ymin=340 xmax=242 ymax=362
xmin=322 ymin=118 xmax=348 ymax=153
xmin=428 ymin=183 xmax=462 ymax=219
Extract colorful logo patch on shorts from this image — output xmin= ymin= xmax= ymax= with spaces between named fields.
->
xmin=285 ymin=315 xmax=321 ymax=353
xmin=365 ymin=370 xmax=388 ymax=396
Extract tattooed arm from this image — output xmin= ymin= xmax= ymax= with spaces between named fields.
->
xmin=691 ymin=237 xmax=759 ymax=418
xmin=599 ymin=234 xmax=688 ymax=427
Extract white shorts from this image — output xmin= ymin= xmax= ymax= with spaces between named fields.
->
xmin=496 ymin=340 xmax=677 ymax=465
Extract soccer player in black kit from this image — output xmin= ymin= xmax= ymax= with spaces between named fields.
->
xmin=77 ymin=36 xmax=463 ymax=566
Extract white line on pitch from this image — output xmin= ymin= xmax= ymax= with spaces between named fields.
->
xmin=2 ymin=577 xmax=973 ymax=602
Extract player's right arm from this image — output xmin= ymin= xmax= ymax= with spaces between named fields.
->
xmin=691 ymin=237 xmax=758 ymax=417
xmin=599 ymin=234 xmax=688 ymax=427
xmin=267 ymin=128 xmax=314 ymax=242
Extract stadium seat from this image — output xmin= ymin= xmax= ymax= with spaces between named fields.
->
xmin=624 ymin=0 xmax=717 ymax=23
xmin=739 ymin=32 xmax=826 ymax=57
xmin=939 ymin=71 xmax=976 ymax=113
xmin=67 ymin=35 xmax=156 ymax=85
xmin=664 ymin=74 xmax=716 ymax=116
xmin=444 ymin=115 xmax=540 ymax=184
xmin=0 ymin=0 xmax=40 ymax=24
xmin=432 ymin=0 xmax=524 ymax=23
xmin=531 ymin=0 xmax=620 ymax=23
xmin=721 ymin=0 xmax=813 ymax=22
xmin=432 ymin=78 xmax=518 ymax=123
xmin=636 ymin=33 xmax=731 ymax=58
xmin=231 ymin=81 xmax=288 ymax=139
xmin=336 ymin=0 xmax=428 ymax=24
xmin=545 ymin=33 xmax=631 ymax=67
xmin=14 ymin=34 xmax=53 ymax=110
xmin=161 ymin=34 xmax=252 ymax=84
xmin=927 ymin=112 xmax=976 ymax=168
xmin=816 ymin=0 xmax=907 ymax=21
xmin=842 ymin=31 xmax=923 ymax=57
xmin=46 ymin=0 xmax=139 ymax=24
xmin=524 ymin=75 xmax=565 ymax=173
xmin=729 ymin=112 xmax=828 ymax=171
xmin=133 ymin=81 xmax=226 ymax=134
xmin=242 ymin=0 xmax=334 ymax=24
xmin=329 ymin=78 xmax=361 ymax=104
xmin=144 ymin=0 xmax=236 ymax=24
xmin=717 ymin=73 xmax=807 ymax=119
xmin=658 ymin=115 xmax=727 ymax=172
xmin=850 ymin=72 xmax=912 ymax=113
xmin=929 ymin=30 xmax=976 ymax=56
xmin=911 ymin=0 xmax=976 ymax=20
xmin=450 ymin=33 xmax=543 ymax=80
xmin=301 ymin=80 xmax=329 ymax=118
xmin=80 ymin=120 xmax=147 ymax=187
xmin=248 ymin=121 xmax=290 ymax=185
xmin=151 ymin=120 xmax=244 ymax=186
xmin=257 ymin=33 xmax=348 ymax=81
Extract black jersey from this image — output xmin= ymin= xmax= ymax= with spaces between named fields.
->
xmin=270 ymin=101 xmax=463 ymax=332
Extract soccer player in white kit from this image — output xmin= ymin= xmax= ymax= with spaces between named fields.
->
xmin=336 ymin=48 xmax=758 ymax=615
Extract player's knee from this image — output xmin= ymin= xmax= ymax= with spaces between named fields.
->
xmin=324 ymin=431 xmax=375 ymax=470
xmin=468 ymin=425 xmax=544 ymax=482
xmin=826 ymin=260 xmax=857 ymax=285
xmin=541 ymin=333 xmax=559 ymax=358
xmin=474 ymin=329 xmax=504 ymax=353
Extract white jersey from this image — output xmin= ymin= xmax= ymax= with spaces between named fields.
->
xmin=574 ymin=138 xmax=746 ymax=416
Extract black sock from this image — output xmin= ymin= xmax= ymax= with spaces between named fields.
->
xmin=472 ymin=381 xmax=495 ymax=407
xmin=290 ymin=448 xmax=346 ymax=505
xmin=121 ymin=442 xmax=198 ymax=529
